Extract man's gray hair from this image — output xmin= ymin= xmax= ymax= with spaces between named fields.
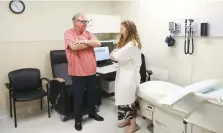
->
xmin=72 ymin=13 xmax=85 ymax=21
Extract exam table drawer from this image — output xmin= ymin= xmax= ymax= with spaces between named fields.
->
xmin=153 ymin=108 xmax=184 ymax=133
xmin=139 ymin=99 xmax=154 ymax=120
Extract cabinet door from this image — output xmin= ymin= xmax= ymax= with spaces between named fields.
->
xmin=87 ymin=14 xmax=121 ymax=33
xmin=153 ymin=108 xmax=185 ymax=133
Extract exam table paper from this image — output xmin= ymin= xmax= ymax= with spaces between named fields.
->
xmin=159 ymin=79 xmax=222 ymax=105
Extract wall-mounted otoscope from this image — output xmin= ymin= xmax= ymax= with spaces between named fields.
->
xmin=184 ymin=19 xmax=195 ymax=55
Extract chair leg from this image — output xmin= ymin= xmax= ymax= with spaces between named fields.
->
xmin=40 ymin=98 xmax=43 ymax=110
xmin=9 ymin=92 xmax=12 ymax=118
xmin=47 ymin=96 xmax=50 ymax=118
xmin=13 ymin=100 xmax=17 ymax=128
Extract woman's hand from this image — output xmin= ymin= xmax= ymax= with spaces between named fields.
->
xmin=110 ymin=55 xmax=115 ymax=61
xmin=112 ymin=48 xmax=118 ymax=53
xmin=110 ymin=52 xmax=115 ymax=61
xmin=110 ymin=49 xmax=118 ymax=61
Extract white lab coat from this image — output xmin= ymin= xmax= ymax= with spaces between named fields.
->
xmin=112 ymin=41 xmax=142 ymax=106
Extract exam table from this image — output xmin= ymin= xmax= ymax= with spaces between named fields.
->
xmin=137 ymin=80 xmax=183 ymax=120
xmin=136 ymin=79 xmax=223 ymax=133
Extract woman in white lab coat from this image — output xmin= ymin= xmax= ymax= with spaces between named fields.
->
xmin=110 ymin=20 xmax=142 ymax=133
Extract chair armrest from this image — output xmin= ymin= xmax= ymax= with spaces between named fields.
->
xmin=53 ymin=78 xmax=65 ymax=83
xmin=48 ymin=77 xmax=67 ymax=105
xmin=5 ymin=83 xmax=11 ymax=90
xmin=146 ymin=70 xmax=153 ymax=81
xmin=45 ymin=78 xmax=65 ymax=94
xmin=146 ymin=70 xmax=153 ymax=75
xmin=41 ymin=77 xmax=51 ymax=82
xmin=41 ymin=78 xmax=51 ymax=91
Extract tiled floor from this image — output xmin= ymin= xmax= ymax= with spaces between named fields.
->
xmin=0 ymin=98 xmax=152 ymax=133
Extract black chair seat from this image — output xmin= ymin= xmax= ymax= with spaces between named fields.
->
xmin=13 ymin=89 xmax=47 ymax=101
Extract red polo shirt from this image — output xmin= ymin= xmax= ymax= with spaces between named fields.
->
xmin=64 ymin=28 xmax=96 ymax=76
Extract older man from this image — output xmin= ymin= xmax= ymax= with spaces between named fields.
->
xmin=64 ymin=13 xmax=104 ymax=131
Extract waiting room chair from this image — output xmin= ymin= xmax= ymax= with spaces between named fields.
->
xmin=5 ymin=68 xmax=51 ymax=128
xmin=48 ymin=50 xmax=101 ymax=122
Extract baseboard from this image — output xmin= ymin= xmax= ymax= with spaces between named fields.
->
xmin=0 ymin=112 xmax=8 ymax=121
xmin=0 ymin=101 xmax=48 ymax=121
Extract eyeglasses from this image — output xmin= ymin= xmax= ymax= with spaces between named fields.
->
xmin=76 ymin=20 xmax=89 ymax=24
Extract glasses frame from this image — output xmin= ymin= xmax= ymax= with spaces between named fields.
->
xmin=76 ymin=20 xmax=89 ymax=25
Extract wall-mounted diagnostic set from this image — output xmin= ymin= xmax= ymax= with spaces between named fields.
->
xmin=184 ymin=19 xmax=195 ymax=55
xmin=166 ymin=19 xmax=209 ymax=55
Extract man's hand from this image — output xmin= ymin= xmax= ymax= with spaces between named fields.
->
xmin=69 ymin=41 xmax=80 ymax=50
xmin=69 ymin=40 xmax=91 ymax=51
xmin=85 ymin=35 xmax=101 ymax=47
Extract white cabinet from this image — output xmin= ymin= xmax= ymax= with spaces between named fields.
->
xmin=87 ymin=14 xmax=121 ymax=33
xmin=153 ymin=108 xmax=185 ymax=133
xmin=139 ymin=99 xmax=154 ymax=120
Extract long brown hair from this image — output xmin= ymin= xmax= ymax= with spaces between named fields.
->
xmin=117 ymin=20 xmax=142 ymax=49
